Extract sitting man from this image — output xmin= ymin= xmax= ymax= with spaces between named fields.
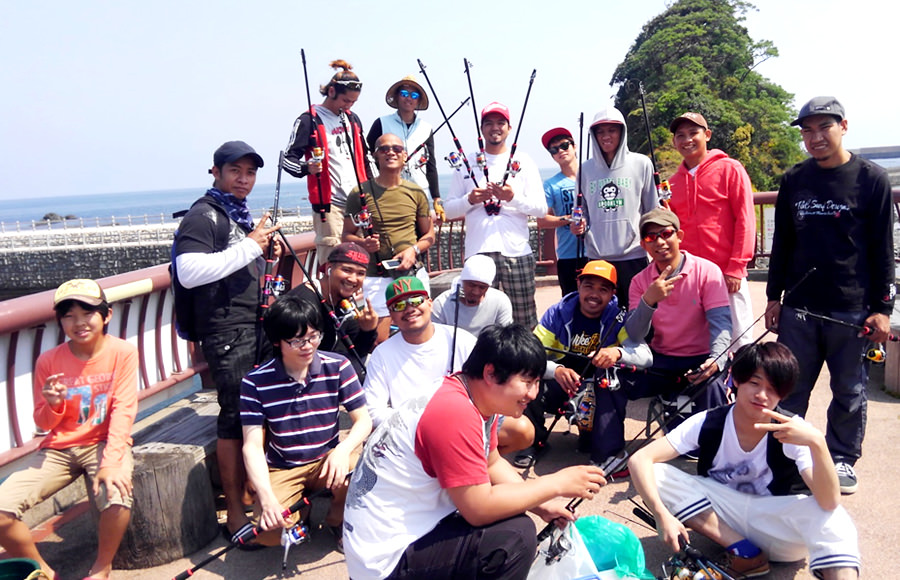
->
xmin=517 ymin=260 xmax=651 ymax=470
xmin=286 ymin=241 xmax=378 ymax=378
xmin=240 ymin=295 xmax=372 ymax=551
xmin=344 ymin=324 xmax=608 ymax=580
xmin=430 ymin=253 xmax=513 ymax=337
xmin=625 ymin=208 xmax=731 ymax=423
xmin=629 ymin=342 xmax=860 ymax=579
xmin=0 ymin=279 xmax=138 ymax=580
xmin=364 ymin=277 xmax=532 ymax=454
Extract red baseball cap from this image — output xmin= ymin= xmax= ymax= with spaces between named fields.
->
xmin=541 ymin=127 xmax=573 ymax=150
xmin=481 ymin=102 xmax=510 ymax=123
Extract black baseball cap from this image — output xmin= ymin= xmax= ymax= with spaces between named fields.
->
xmin=212 ymin=141 xmax=264 ymax=168
xmin=791 ymin=97 xmax=845 ymax=126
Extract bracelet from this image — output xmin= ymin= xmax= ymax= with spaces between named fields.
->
xmin=413 ymin=244 xmax=421 ymax=256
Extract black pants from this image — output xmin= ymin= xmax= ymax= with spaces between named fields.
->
xmin=386 ymin=513 xmax=536 ymax=580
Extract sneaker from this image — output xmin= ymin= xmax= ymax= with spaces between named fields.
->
xmin=593 ymin=450 xmax=629 ymax=479
xmin=513 ymin=446 xmax=537 ymax=468
xmin=695 ymin=551 xmax=769 ymax=579
xmin=835 ymin=462 xmax=858 ymax=495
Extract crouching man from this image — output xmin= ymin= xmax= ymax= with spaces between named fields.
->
xmin=343 ymin=324 xmax=607 ymax=579
xmin=240 ymin=295 xmax=372 ymax=551
xmin=629 ymin=342 xmax=859 ymax=579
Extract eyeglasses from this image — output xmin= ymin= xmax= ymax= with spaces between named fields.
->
xmin=285 ymin=332 xmax=323 ymax=350
xmin=334 ymin=80 xmax=363 ymax=90
xmin=641 ymin=228 xmax=677 ymax=243
xmin=376 ymin=144 xmax=405 ymax=154
xmin=548 ymin=141 xmax=573 ymax=155
xmin=388 ymin=294 xmax=427 ymax=313
xmin=398 ymin=89 xmax=420 ymax=100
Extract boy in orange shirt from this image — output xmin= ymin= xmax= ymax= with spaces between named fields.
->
xmin=0 ymin=279 xmax=138 ymax=580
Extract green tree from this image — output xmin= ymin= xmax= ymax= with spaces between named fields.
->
xmin=610 ymin=0 xmax=804 ymax=191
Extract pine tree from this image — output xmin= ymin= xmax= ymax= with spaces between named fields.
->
xmin=611 ymin=0 xmax=804 ymax=191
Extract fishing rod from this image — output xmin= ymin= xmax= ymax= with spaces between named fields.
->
xmin=416 ymin=58 xmax=480 ymax=185
xmin=574 ymin=112 xmax=585 ymax=258
xmin=463 ymin=58 xmax=489 ymax=183
xmin=536 ymin=269 xmax=818 ymax=541
xmin=255 ymin=151 xmax=285 ymax=364
xmin=275 ymin=229 xmax=368 ymax=378
xmin=794 ymin=307 xmax=898 ymax=341
xmin=630 ymin=80 xmax=671 ymax=209
xmin=499 ymin=69 xmax=536 ymax=188
xmin=172 ymin=494 xmax=313 ymax=579
xmin=406 ymin=96 xmax=471 ymax=160
xmin=449 ymin=283 xmax=463 ymax=372
xmin=339 ymin=110 xmax=375 ymax=239
xmin=301 ymin=48 xmax=327 ymax=222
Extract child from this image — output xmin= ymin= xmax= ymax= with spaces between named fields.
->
xmin=0 ymin=279 xmax=138 ymax=579
xmin=629 ymin=342 xmax=859 ymax=579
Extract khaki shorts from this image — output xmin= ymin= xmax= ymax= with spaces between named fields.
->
xmin=0 ymin=443 xmax=134 ymax=519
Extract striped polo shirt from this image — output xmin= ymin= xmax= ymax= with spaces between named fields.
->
xmin=240 ymin=350 xmax=366 ymax=468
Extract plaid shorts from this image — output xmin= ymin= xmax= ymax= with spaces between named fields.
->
xmin=481 ymin=252 xmax=537 ymax=329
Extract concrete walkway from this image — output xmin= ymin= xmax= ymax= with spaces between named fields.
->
xmin=32 ymin=281 xmax=900 ymax=579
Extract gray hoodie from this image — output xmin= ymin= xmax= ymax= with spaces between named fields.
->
xmin=579 ymin=105 xmax=657 ymax=261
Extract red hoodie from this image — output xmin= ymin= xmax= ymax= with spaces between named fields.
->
xmin=668 ymin=149 xmax=755 ymax=279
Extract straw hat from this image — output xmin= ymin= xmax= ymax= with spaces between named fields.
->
xmin=385 ymin=75 xmax=429 ymax=110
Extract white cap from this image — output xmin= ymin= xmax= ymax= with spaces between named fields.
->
xmin=460 ymin=254 xmax=496 ymax=286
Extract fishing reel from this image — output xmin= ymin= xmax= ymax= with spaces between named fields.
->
xmin=866 ymin=345 xmax=885 ymax=364
xmin=475 ymin=150 xmax=487 ymax=171
xmin=336 ymin=297 xmax=362 ymax=325
xmin=306 ymin=146 xmax=324 ymax=167
xmin=596 ymin=367 xmax=621 ymax=391
xmin=413 ymin=152 xmax=428 ymax=169
xmin=445 ymin=151 xmax=463 ymax=169
xmin=657 ymin=179 xmax=672 ymax=202
xmin=264 ymin=274 xmax=287 ymax=298
xmin=352 ymin=207 xmax=372 ymax=232
xmin=508 ymin=159 xmax=522 ymax=177
xmin=280 ymin=523 xmax=309 ymax=570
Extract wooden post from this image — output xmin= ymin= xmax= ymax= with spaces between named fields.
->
xmin=113 ymin=442 xmax=218 ymax=569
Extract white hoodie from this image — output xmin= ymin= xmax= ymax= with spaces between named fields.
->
xmin=579 ymin=105 xmax=657 ymax=261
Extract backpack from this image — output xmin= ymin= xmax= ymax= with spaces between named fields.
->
xmin=170 ymin=198 xmax=231 ymax=341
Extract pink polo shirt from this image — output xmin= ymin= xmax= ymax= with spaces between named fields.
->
xmin=629 ymin=251 xmax=729 ymax=357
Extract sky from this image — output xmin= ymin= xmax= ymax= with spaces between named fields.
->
xmin=1 ymin=0 xmax=897 ymax=201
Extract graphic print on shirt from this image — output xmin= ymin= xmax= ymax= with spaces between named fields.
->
xmin=794 ymin=198 xmax=850 ymax=220
xmin=62 ymin=372 xmax=113 ymax=426
xmin=569 ymin=330 xmax=601 ymax=357
xmin=709 ymin=459 xmax=769 ymax=496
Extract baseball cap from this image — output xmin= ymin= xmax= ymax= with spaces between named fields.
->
xmin=791 ymin=96 xmax=845 ymax=126
xmin=481 ymin=102 xmax=510 ymax=123
xmin=385 ymin=75 xmax=429 ymax=110
xmin=541 ymin=127 xmax=573 ymax=150
xmin=328 ymin=242 xmax=370 ymax=267
xmin=212 ymin=141 xmax=264 ymax=169
xmin=460 ymin=255 xmax=496 ymax=286
xmin=53 ymin=279 xmax=107 ymax=306
xmin=385 ymin=276 xmax=429 ymax=306
xmin=669 ymin=112 xmax=709 ymax=132
xmin=578 ymin=260 xmax=617 ymax=286
xmin=639 ymin=207 xmax=680 ymax=235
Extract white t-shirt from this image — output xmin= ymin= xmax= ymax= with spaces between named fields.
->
xmin=363 ymin=323 xmax=476 ymax=426
xmin=431 ymin=286 xmax=513 ymax=338
xmin=666 ymin=407 xmax=814 ymax=496
xmin=443 ymin=150 xmax=548 ymax=258
xmin=316 ymin=106 xmax=361 ymax=208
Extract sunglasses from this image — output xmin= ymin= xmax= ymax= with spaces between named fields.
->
xmin=641 ymin=228 xmax=677 ymax=243
xmin=334 ymin=80 xmax=363 ymax=90
xmin=398 ymin=89 xmax=421 ymax=100
xmin=389 ymin=294 xmax=427 ymax=313
xmin=376 ymin=144 xmax=405 ymax=154
xmin=286 ymin=332 xmax=323 ymax=350
xmin=548 ymin=141 xmax=573 ymax=155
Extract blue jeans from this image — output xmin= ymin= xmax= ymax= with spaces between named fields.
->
xmin=777 ymin=306 xmax=869 ymax=464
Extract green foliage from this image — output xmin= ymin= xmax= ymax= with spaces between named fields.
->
xmin=611 ymin=0 xmax=804 ymax=191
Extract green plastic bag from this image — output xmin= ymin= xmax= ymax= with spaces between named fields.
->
xmin=574 ymin=515 xmax=655 ymax=579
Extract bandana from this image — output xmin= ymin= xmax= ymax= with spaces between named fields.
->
xmin=205 ymin=187 xmax=254 ymax=233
